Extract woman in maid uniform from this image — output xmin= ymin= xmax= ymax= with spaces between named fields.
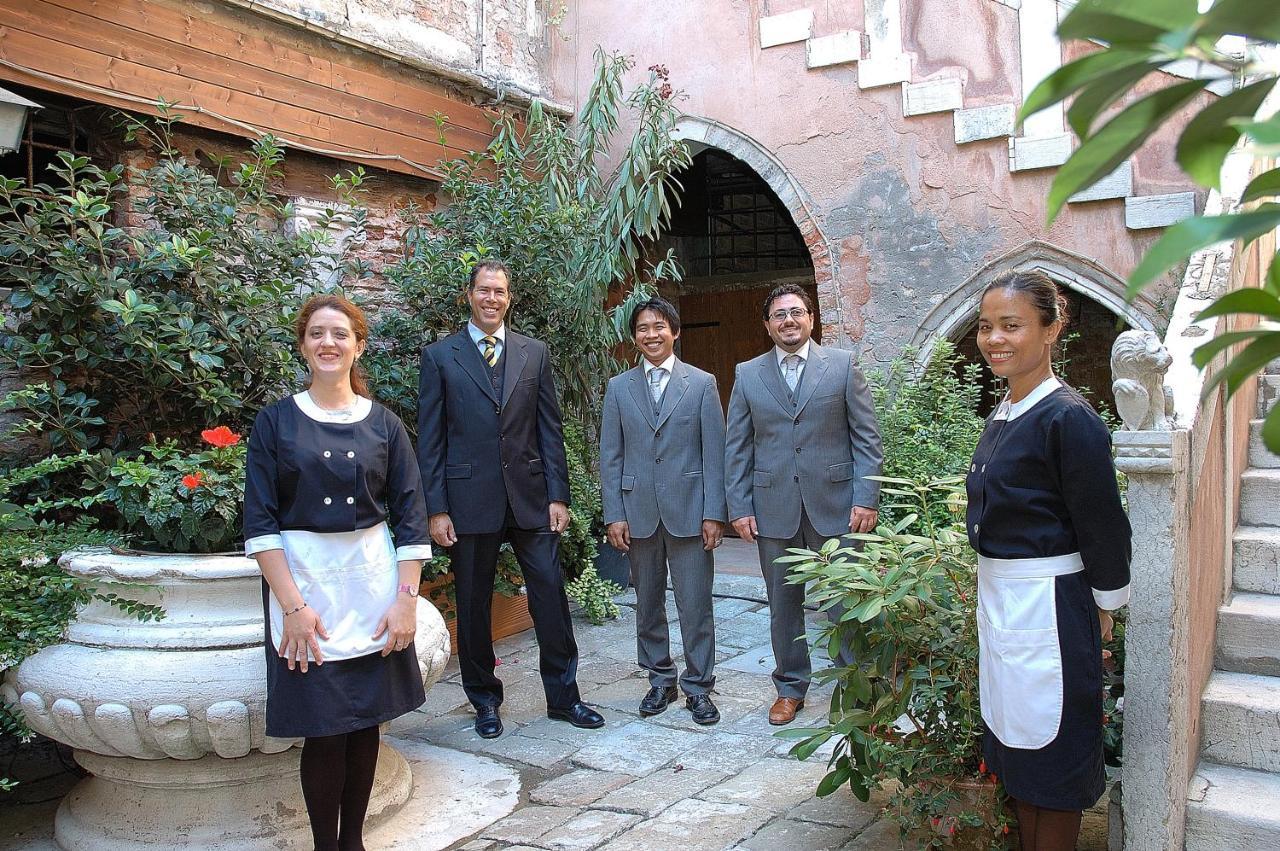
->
xmin=966 ymin=270 xmax=1131 ymax=850
xmin=243 ymin=294 xmax=433 ymax=851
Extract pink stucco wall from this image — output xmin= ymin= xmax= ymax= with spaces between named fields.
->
xmin=551 ymin=0 xmax=1209 ymax=361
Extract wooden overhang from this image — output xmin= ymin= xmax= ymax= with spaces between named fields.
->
xmin=0 ymin=0 xmax=503 ymax=179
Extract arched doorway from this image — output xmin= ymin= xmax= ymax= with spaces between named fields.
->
xmin=655 ymin=148 xmax=819 ymax=407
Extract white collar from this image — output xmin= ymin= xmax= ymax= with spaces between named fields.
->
xmin=994 ymin=375 xmax=1061 ymax=422
xmin=468 ymin=321 xmax=506 ymax=343
xmin=293 ymin=391 xmax=373 ymax=424
xmin=775 ymin=340 xmax=811 ymax=365
xmin=643 ymin=354 xmax=677 ymax=374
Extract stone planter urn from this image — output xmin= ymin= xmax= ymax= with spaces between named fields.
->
xmin=1 ymin=548 xmax=451 ymax=850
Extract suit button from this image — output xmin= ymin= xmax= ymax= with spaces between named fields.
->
xmin=793 ymin=475 xmax=799 ymax=482
xmin=323 ymin=497 xmax=332 ymax=505
xmin=655 ymin=459 xmax=662 ymax=464
xmin=347 ymin=451 xmax=355 ymax=459
xmin=494 ymin=406 xmax=500 ymax=414
xmin=323 ymin=451 xmax=331 ymax=458
xmin=973 ymin=524 xmax=980 ymax=534
xmin=656 ymin=431 xmax=662 ymax=438
xmin=795 ymin=447 xmax=802 ymax=453
xmin=346 ymin=497 xmax=354 ymax=505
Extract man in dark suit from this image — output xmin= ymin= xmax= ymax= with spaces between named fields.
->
xmin=417 ymin=259 xmax=604 ymax=738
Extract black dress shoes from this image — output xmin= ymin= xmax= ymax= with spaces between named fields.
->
xmin=474 ymin=704 xmax=503 ymax=739
xmin=685 ymin=693 xmax=721 ymax=726
xmin=547 ymin=701 xmax=605 ymax=729
xmin=638 ymin=685 xmax=679 ymax=717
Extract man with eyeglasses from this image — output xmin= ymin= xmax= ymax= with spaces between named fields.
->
xmin=724 ymin=283 xmax=883 ymax=725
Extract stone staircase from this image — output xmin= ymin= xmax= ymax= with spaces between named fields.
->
xmin=757 ymin=2 xmax=1198 ymax=230
xmin=1185 ymin=368 xmax=1280 ymax=849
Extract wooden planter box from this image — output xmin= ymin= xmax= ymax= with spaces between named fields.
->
xmin=420 ymin=574 xmax=533 ymax=653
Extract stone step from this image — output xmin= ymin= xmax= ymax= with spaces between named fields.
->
xmin=1217 ymin=592 xmax=1280 ymax=677
xmin=1186 ymin=762 xmax=1280 ymax=850
xmin=1125 ymin=192 xmax=1197 ymax=230
xmin=1234 ymin=526 xmax=1280 ymax=595
xmin=1200 ymin=671 xmax=1280 ymax=773
xmin=1259 ymin=374 xmax=1280 ymax=418
xmin=1239 ymin=468 xmax=1280 ymax=527
xmin=1250 ymin=419 xmax=1280 ymax=468
xmin=954 ymin=104 xmax=1016 ymax=144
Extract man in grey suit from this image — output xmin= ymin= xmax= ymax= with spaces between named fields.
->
xmin=725 ymin=283 xmax=883 ymax=725
xmin=600 ymin=297 xmax=727 ymax=725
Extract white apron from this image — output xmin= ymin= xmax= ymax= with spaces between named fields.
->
xmin=976 ymin=551 xmax=1083 ymax=749
xmin=267 ymin=522 xmax=399 ymax=662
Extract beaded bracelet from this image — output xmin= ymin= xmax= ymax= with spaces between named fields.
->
xmin=283 ymin=602 xmax=309 ymax=617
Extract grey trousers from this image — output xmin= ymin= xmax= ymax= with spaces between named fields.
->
xmin=629 ymin=523 xmax=716 ymax=695
xmin=756 ymin=510 xmax=853 ymax=700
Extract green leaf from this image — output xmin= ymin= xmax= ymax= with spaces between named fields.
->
xmin=816 ymin=763 xmax=852 ymax=797
xmin=1240 ymin=167 xmax=1280 ymax=205
xmin=1262 ymin=403 xmax=1280 ymax=455
xmin=1202 ymin=332 xmax=1280 ymax=398
xmin=1191 ymin=329 xmax=1271 ymax=369
xmin=1193 ymin=288 xmax=1280 ymax=323
xmin=1128 ymin=205 xmax=1280 ymax=295
xmin=1049 ymin=80 xmax=1208 ymax=224
xmin=1066 ymin=62 xmax=1166 ymax=139
xmin=1058 ymin=0 xmax=1197 ymax=44
xmin=1232 ymin=114 xmax=1280 ymax=155
xmin=1019 ymin=50 xmax=1158 ymax=127
xmin=1177 ymin=77 xmax=1278 ymax=189
xmin=1197 ymin=0 xmax=1280 ymax=43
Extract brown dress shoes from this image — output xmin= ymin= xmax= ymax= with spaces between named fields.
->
xmin=768 ymin=696 xmax=804 ymax=725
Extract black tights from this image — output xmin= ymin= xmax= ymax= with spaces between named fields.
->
xmin=1012 ymin=798 xmax=1083 ymax=851
xmin=299 ymin=725 xmax=381 ymax=851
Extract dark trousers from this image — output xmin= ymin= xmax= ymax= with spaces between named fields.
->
xmin=450 ymin=508 xmax=581 ymax=711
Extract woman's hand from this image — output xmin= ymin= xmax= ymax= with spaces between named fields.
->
xmin=279 ymin=605 xmax=329 ymax=673
xmin=1098 ymin=608 xmax=1115 ymax=661
xmin=374 ymin=596 xmax=417 ymax=657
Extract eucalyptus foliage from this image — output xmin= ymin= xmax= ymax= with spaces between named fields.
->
xmin=1023 ymin=0 xmax=1280 ymax=445
xmin=366 ymin=50 xmax=691 ymax=434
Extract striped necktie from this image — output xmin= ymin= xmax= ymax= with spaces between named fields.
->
xmin=481 ymin=335 xmax=498 ymax=367
xmin=783 ymin=354 xmax=802 ymax=398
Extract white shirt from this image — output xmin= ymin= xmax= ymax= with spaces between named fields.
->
xmin=993 ymin=375 xmax=1061 ymax=422
xmin=775 ymin=341 xmax=811 ymax=383
xmin=467 ymin=320 xmax=506 ymax=362
xmin=642 ymin=353 xmax=677 ymax=399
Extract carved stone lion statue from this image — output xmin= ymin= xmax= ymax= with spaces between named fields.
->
xmin=1111 ymin=329 xmax=1174 ymax=431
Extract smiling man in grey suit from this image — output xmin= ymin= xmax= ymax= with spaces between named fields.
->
xmin=725 ymin=283 xmax=883 ymax=725
xmin=600 ymin=297 xmax=727 ymax=725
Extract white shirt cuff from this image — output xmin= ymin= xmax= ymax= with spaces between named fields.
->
xmin=396 ymin=544 xmax=433 ymax=561
xmin=1093 ymin=584 xmax=1130 ymax=611
xmin=244 ymin=534 xmax=284 ymax=556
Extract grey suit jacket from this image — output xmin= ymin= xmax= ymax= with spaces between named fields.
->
xmin=724 ymin=342 xmax=883 ymax=540
xmin=600 ymin=359 xmax=728 ymax=540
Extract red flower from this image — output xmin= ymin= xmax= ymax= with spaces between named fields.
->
xmin=201 ymin=426 xmax=241 ymax=448
xmin=978 ymin=759 xmax=986 ymax=774
xmin=182 ymin=471 xmax=205 ymax=490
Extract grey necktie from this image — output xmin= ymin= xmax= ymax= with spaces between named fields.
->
xmin=648 ymin=367 xmax=666 ymax=414
xmin=782 ymin=354 xmax=802 ymax=397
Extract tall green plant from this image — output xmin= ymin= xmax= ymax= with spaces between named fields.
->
xmin=0 ymin=110 xmax=362 ymax=450
xmin=366 ymin=51 xmax=691 ymax=434
xmin=1023 ymin=0 xmax=1280 ymax=444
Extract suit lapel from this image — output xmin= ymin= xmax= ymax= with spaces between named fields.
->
xmin=500 ymin=333 xmax=528 ymax=409
xmin=451 ymin=330 xmax=498 ymax=404
xmin=793 ymin=343 xmax=830 ymax=416
xmin=758 ymin=352 xmax=793 ymax=415
xmin=627 ymin=364 xmax=658 ymax=429
xmin=655 ymin=360 xmax=690 ymax=430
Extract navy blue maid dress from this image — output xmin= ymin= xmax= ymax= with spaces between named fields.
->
xmin=966 ymin=376 xmax=1132 ymax=810
xmin=243 ymin=392 xmax=433 ymax=738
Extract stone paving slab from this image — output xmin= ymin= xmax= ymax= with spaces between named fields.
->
xmin=479 ymin=804 xmax=580 ymax=844
xmin=529 ymin=768 xmax=635 ymax=807
xmin=590 ymin=766 xmax=731 ymax=817
xmin=441 ymin=725 xmax=583 ymax=770
xmin=786 ymin=787 xmax=886 ymax=830
xmin=571 ymin=719 xmax=707 ymax=775
xmin=605 ymin=798 xmax=774 ymax=850
xmin=697 ymin=756 xmax=833 ymax=812
xmin=670 ymin=730 xmax=780 ymax=773
xmin=534 ymin=808 xmax=644 ymax=850
xmin=739 ymin=817 xmax=857 ymax=850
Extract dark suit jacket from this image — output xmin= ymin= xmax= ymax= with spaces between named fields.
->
xmin=417 ymin=328 xmax=571 ymax=535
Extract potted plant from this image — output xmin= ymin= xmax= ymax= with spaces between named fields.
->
xmin=779 ymin=477 xmax=1014 ymax=850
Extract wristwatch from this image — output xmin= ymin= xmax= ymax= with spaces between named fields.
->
xmin=397 ymin=583 xmax=420 ymax=598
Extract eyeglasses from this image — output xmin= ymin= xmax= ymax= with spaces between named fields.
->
xmin=769 ymin=307 xmax=809 ymax=322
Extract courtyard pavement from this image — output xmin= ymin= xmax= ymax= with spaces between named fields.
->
xmin=0 ymin=539 xmax=1109 ymax=850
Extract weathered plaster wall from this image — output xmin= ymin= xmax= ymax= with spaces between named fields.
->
xmin=226 ymin=0 xmax=557 ymax=102
xmin=551 ymin=0 xmax=1206 ymax=362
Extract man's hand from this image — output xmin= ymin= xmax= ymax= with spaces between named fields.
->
xmin=849 ymin=506 xmax=878 ymax=535
xmin=1098 ymin=608 xmax=1115 ymax=643
xmin=429 ymin=513 xmax=457 ymax=548
xmin=606 ymin=521 xmax=631 ymax=552
xmin=549 ymin=501 xmax=570 ymax=534
xmin=702 ymin=520 xmax=724 ymax=551
xmin=731 ymin=515 xmax=758 ymax=543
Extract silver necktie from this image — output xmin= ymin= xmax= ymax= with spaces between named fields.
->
xmin=648 ymin=367 xmax=665 ymax=412
xmin=783 ymin=354 xmax=802 ymax=393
